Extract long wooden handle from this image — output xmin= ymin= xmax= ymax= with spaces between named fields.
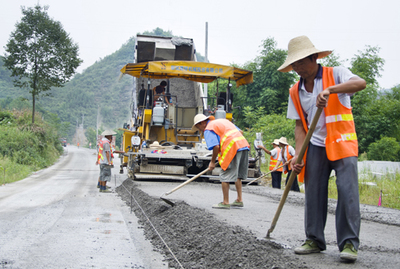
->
xmin=165 ymin=168 xmax=210 ymax=196
xmin=246 ymin=164 xmax=285 ymax=186
xmin=267 ymin=107 xmax=323 ymax=237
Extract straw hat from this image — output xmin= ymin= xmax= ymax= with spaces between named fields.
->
xmin=278 ymin=137 xmax=288 ymax=145
xmin=277 ymin=36 xmax=332 ymax=73
xmin=101 ymin=130 xmax=117 ymax=136
xmin=272 ymin=139 xmax=280 ymax=146
xmin=150 ymin=141 xmax=161 ymax=148
xmin=192 ymin=114 xmax=210 ymax=131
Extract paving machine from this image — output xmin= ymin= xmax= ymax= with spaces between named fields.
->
xmin=118 ymin=35 xmax=258 ymax=181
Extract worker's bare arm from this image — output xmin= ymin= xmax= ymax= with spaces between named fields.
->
xmin=317 ymin=76 xmax=366 ymax=108
xmin=292 ymin=120 xmax=306 ymax=174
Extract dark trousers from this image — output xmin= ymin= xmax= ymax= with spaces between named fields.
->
xmin=271 ymin=171 xmax=282 ymax=189
xmin=285 ymin=169 xmax=300 ymax=192
xmin=304 ymin=143 xmax=360 ymax=251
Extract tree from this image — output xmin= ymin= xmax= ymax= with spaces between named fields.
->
xmin=241 ymin=38 xmax=296 ymax=116
xmin=3 ymin=5 xmax=82 ymax=123
xmin=319 ymin=51 xmax=344 ymax=67
xmin=350 ymin=45 xmax=384 ymax=87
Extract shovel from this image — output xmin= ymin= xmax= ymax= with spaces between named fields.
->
xmin=160 ymin=167 xmax=210 ymax=206
xmin=246 ymin=164 xmax=285 ymax=186
xmin=266 ymin=107 xmax=323 ymax=239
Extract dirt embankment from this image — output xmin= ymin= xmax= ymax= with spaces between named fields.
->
xmin=116 ymin=179 xmax=307 ymax=269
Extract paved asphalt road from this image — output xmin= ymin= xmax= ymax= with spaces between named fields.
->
xmin=0 ymin=146 xmax=166 ymax=269
xmin=1 ymin=146 xmax=400 ymax=268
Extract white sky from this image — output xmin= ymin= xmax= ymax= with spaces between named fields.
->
xmin=1 ymin=0 xmax=399 ymax=89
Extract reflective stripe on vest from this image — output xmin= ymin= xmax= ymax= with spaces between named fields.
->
xmin=269 ymin=148 xmax=283 ymax=171
xmin=289 ymin=66 xmax=358 ymax=181
xmin=206 ymin=119 xmax=250 ymax=170
xmin=325 ymin=113 xmax=353 ymax=124
xmin=98 ymin=139 xmax=113 ymax=163
xmin=218 ymin=135 xmax=247 ymax=164
xmin=323 ymin=67 xmax=358 ymax=160
xmin=282 ymin=146 xmax=293 ymax=174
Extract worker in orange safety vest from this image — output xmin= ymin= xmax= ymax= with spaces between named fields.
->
xmin=256 ymin=139 xmax=283 ymax=189
xmin=96 ymin=130 xmax=116 ymax=192
xmin=192 ymin=114 xmax=250 ymax=209
xmin=278 ymin=35 xmax=366 ymax=261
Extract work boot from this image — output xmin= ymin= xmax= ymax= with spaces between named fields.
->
xmin=100 ymin=189 xmax=112 ymax=193
xmin=294 ymin=239 xmax=321 ymax=254
xmin=340 ymin=242 xmax=358 ymax=262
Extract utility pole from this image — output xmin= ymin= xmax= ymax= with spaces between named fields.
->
xmin=96 ymin=105 xmax=99 ymax=140
xmin=204 ymin=22 xmax=208 ymax=100
xmin=81 ymin=113 xmax=84 ymax=129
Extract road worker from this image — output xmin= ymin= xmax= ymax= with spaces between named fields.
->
xmin=278 ymin=35 xmax=366 ymax=261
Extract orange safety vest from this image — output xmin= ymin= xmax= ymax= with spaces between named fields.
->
xmin=269 ymin=148 xmax=283 ymax=172
xmin=289 ymin=66 xmax=358 ymax=182
xmin=282 ymin=146 xmax=294 ymax=174
xmin=98 ymin=138 xmax=114 ymax=164
xmin=206 ymin=119 xmax=250 ymax=171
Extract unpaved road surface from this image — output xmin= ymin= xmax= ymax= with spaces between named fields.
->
xmin=1 ymin=146 xmax=400 ymax=268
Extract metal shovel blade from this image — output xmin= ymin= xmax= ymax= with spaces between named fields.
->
xmin=160 ymin=195 xmax=175 ymax=206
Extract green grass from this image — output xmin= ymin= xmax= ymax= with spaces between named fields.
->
xmin=259 ymin=160 xmax=400 ymax=210
xmin=328 ymin=172 xmax=400 ymax=209
xmin=0 ymin=156 xmax=35 ymax=184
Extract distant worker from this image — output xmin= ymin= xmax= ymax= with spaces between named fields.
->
xmin=192 ymin=114 xmax=250 ymax=209
xmin=257 ymin=139 xmax=283 ymax=189
xmin=89 ymin=142 xmax=92 ymax=149
xmin=153 ymin=80 xmax=172 ymax=105
xmin=96 ymin=130 xmax=116 ymax=193
xmin=274 ymin=137 xmax=300 ymax=192
xmin=278 ymin=35 xmax=366 ymax=261
xmin=77 ymin=142 xmax=80 ymax=148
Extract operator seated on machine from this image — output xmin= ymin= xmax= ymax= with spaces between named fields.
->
xmin=153 ymin=81 xmax=172 ymax=106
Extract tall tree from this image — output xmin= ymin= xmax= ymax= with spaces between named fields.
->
xmin=348 ymin=45 xmax=386 ymax=153
xmin=3 ymin=5 xmax=82 ymax=123
xmin=350 ymin=45 xmax=384 ymax=87
xmin=242 ymin=38 xmax=296 ymax=116
xmin=319 ymin=51 xmax=344 ymax=67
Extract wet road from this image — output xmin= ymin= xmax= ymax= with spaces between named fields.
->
xmin=0 ymin=146 xmax=166 ymax=269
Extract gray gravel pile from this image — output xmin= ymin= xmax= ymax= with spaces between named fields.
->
xmin=116 ymin=179 xmax=307 ymax=269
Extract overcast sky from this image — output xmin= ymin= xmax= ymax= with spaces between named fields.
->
xmin=1 ymin=0 xmax=399 ymax=89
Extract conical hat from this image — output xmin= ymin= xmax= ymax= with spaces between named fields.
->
xmin=278 ymin=36 xmax=332 ymax=73
xmin=278 ymin=137 xmax=288 ymax=145
xmin=101 ymin=130 xmax=116 ymax=136
xmin=191 ymin=114 xmax=210 ymax=131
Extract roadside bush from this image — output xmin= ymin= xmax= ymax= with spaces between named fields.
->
xmin=367 ymin=137 xmax=400 ymax=161
xmin=241 ymin=106 xmax=295 ymax=155
xmin=0 ymin=109 xmax=63 ymax=168
xmin=0 ymin=156 xmax=34 ymax=184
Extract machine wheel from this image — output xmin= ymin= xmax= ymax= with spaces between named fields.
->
xmin=161 ymin=141 xmax=175 ymax=146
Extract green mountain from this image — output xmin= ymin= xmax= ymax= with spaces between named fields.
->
xmin=1 ymin=37 xmax=136 ymax=140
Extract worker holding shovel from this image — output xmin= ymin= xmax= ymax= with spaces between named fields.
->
xmin=278 ymin=36 xmax=366 ymax=262
xmin=273 ymin=137 xmax=300 ymax=192
xmin=257 ymin=139 xmax=283 ymax=189
xmin=192 ymin=114 xmax=250 ymax=209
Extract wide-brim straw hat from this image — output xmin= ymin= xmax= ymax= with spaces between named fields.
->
xmin=101 ymin=130 xmax=117 ymax=136
xmin=278 ymin=137 xmax=288 ymax=145
xmin=278 ymin=35 xmax=332 ymax=73
xmin=150 ymin=141 xmax=163 ymax=148
xmin=192 ymin=114 xmax=210 ymax=131
xmin=272 ymin=139 xmax=280 ymax=146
